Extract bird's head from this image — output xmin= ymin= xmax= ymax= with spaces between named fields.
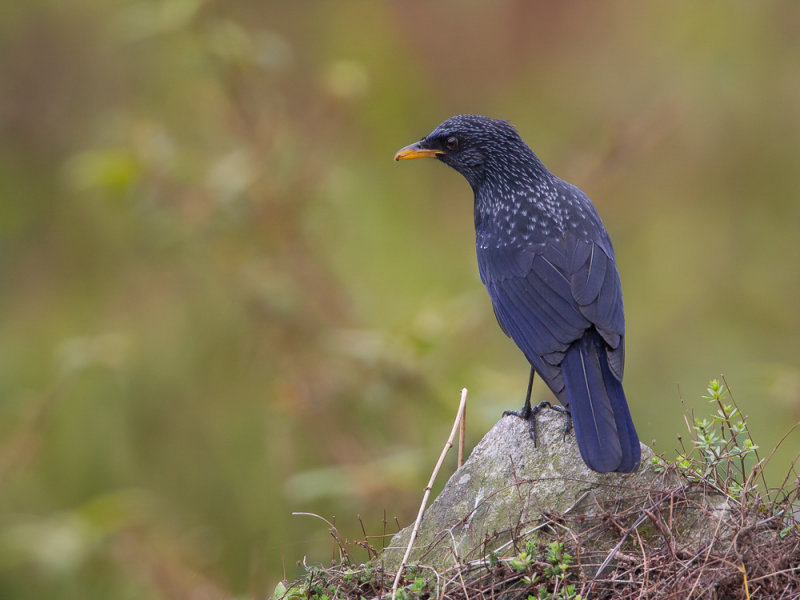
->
xmin=394 ymin=115 xmax=533 ymax=190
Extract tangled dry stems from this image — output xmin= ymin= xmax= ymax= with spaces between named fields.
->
xmin=284 ymin=381 xmax=800 ymax=599
xmin=294 ymin=473 xmax=799 ymax=599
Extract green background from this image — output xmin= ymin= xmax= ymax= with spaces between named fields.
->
xmin=1 ymin=1 xmax=799 ymax=598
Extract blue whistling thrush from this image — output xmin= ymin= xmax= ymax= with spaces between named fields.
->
xmin=394 ymin=114 xmax=640 ymax=473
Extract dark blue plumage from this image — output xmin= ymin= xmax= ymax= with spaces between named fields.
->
xmin=395 ymin=114 xmax=640 ymax=473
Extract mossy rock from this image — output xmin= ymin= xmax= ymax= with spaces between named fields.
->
xmin=382 ymin=410 xmax=729 ymax=572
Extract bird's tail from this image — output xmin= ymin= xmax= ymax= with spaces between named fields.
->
xmin=561 ymin=331 xmax=640 ymax=473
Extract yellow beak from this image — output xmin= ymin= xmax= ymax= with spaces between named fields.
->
xmin=394 ymin=142 xmax=443 ymax=161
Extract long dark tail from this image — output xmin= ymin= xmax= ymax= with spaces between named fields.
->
xmin=561 ymin=330 xmax=640 ymax=473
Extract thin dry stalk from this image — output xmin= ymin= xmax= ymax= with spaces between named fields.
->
xmin=391 ymin=387 xmax=468 ymax=600
xmin=458 ymin=402 xmax=466 ymax=469
xmin=292 ymin=512 xmax=352 ymax=564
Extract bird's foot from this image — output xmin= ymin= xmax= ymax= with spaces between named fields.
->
xmin=547 ymin=404 xmax=573 ymax=441
xmin=502 ymin=405 xmax=531 ymax=420
xmin=503 ymin=401 xmax=558 ymax=447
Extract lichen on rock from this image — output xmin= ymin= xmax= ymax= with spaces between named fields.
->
xmin=382 ymin=409 xmax=718 ymax=572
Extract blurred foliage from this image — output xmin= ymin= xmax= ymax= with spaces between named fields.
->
xmin=1 ymin=1 xmax=799 ymax=598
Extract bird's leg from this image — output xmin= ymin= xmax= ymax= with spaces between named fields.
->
xmin=503 ymin=366 xmax=534 ymax=418
xmin=503 ymin=367 xmax=540 ymax=444
xmin=502 ymin=367 xmax=573 ymax=446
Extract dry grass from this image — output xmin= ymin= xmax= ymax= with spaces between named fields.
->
xmin=286 ymin=475 xmax=799 ymax=599
xmin=279 ymin=380 xmax=800 ymax=599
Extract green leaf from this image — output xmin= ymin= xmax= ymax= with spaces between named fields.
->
xmin=273 ymin=582 xmax=287 ymax=599
xmin=510 ymin=552 xmax=532 ymax=572
xmin=272 ymin=581 xmax=307 ymax=600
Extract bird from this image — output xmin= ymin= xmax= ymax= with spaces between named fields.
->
xmin=394 ymin=115 xmax=640 ymax=473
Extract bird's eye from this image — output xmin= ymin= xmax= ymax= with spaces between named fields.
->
xmin=446 ymin=136 xmax=458 ymax=150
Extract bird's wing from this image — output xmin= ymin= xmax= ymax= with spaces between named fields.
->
xmin=566 ymin=233 xmax=625 ymax=379
xmin=478 ymin=233 xmax=625 ymax=389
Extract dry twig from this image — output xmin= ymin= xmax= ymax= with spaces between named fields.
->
xmin=391 ymin=388 xmax=468 ymax=600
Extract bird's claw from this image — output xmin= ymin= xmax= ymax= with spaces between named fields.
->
xmin=503 ymin=401 xmax=572 ymax=446
xmin=502 ymin=406 xmax=531 ymax=419
xmin=539 ymin=403 xmax=572 ymax=441
xmin=560 ymin=410 xmax=573 ymax=441
xmin=504 ymin=406 xmax=536 ymax=443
